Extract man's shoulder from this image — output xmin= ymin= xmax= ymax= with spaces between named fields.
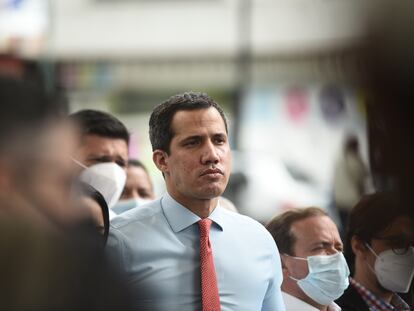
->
xmin=221 ymin=209 xmax=275 ymax=243
xmin=223 ymin=209 xmax=262 ymax=226
xmin=110 ymin=198 xmax=163 ymax=230
xmin=335 ymin=283 xmax=369 ymax=311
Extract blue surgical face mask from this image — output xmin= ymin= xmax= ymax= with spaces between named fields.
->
xmin=286 ymin=252 xmax=350 ymax=306
xmin=112 ymin=198 xmax=152 ymax=215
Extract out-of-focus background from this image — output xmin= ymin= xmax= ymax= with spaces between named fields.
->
xmin=0 ymin=0 xmax=380 ymax=223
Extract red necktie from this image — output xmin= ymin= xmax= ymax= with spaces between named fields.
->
xmin=198 ymin=218 xmax=221 ymax=311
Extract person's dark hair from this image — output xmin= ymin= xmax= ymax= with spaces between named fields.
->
xmin=128 ymin=159 xmax=148 ymax=172
xmin=0 ymin=76 xmax=60 ymax=150
xmin=69 ymin=109 xmax=129 ymax=145
xmin=344 ymin=192 xmax=408 ymax=275
xmin=149 ymin=92 xmax=228 ymax=153
xmin=345 ymin=135 xmax=359 ymax=153
xmin=76 ymin=182 xmax=110 ymax=246
xmin=266 ymin=207 xmax=327 ymax=256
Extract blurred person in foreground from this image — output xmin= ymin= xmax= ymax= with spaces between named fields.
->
xmin=336 ymin=2 xmax=414 ymax=308
xmin=266 ymin=207 xmax=349 ymax=311
xmin=107 ymin=92 xmax=285 ymax=310
xmin=335 ymin=193 xmax=413 ymax=311
xmin=112 ymin=159 xmax=155 ymax=215
xmin=0 ymin=76 xmax=80 ymax=227
xmin=76 ymin=182 xmax=111 ymax=243
xmin=0 ymin=76 xmax=133 ymax=310
xmin=69 ymin=109 xmax=130 ymax=223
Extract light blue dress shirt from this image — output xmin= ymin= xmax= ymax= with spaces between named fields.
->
xmin=107 ymin=192 xmax=285 ymax=311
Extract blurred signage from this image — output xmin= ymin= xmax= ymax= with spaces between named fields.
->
xmin=285 ymin=86 xmax=309 ymax=124
xmin=0 ymin=0 xmax=49 ymax=56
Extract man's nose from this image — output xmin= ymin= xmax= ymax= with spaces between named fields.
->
xmin=131 ymin=190 xmax=140 ymax=199
xmin=201 ymin=141 xmax=220 ymax=164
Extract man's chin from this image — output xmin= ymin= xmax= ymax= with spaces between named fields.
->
xmin=197 ymin=186 xmax=225 ymax=200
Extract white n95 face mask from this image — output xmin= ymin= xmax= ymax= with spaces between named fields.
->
xmin=287 ymin=252 xmax=350 ymax=306
xmin=366 ymin=244 xmax=414 ymax=293
xmin=112 ymin=198 xmax=152 ymax=215
xmin=78 ymin=162 xmax=126 ymax=208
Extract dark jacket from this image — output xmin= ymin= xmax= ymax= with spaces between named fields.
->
xmin=336 ymin=284 xmax=370 ymax=311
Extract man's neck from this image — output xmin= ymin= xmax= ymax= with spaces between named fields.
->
xmin=282 ymin=284 xmax=328 ymax=311
xmin=353 ymin=268 xmax=394 ymax=304
xmin=167 ymin=190 xmax=218 ymax=218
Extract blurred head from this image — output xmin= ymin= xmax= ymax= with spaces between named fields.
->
xmin=344 ymin=134 xmax=359 ymax=154
xmin=0 ymin=76 xmax=79 ymax=226
xmin=119 ymin=159 xmax=154 ymax=201
xmin=69 ymin=109 xmax=129 ymax=169
xmin=266 ymin=207 xmax=345 ymax=308
xmin=346 ymin=192 xmax=414 ymax=294
xmin=76 ymin=182 xmax=110 ymax=244
xmin=150 ymin=92 xmax=231 ymax=205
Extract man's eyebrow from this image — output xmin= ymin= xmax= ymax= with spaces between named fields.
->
xmin=213 ymin=132 xmax=227 ymax=138
xmin=87 ymin=155 xmax=111 ymax=161
xmin=180 ymin=135 xmax=202 ymax=142
xmin=309 ymin=241 xmax=335 ymax=247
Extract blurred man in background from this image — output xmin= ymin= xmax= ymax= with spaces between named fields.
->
xmin=69 ymin=109 xmax=129 ymax=170
xmin=336 ymin=193 xmax=413 ymax=311
xmin=112 ymin=159 xmax=155 ymax=215
xmin=333 ymin=134 xmax=368 ymax=236
xmin=69 ymin=109 xmax=130 ymax=222
xmin=267 ymin=207 xmax=349 ymax=311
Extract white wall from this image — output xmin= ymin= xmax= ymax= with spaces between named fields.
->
xmin=48 ymin=0 xmax=376 ymax=59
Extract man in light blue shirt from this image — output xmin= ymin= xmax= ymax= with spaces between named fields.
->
xmin=107 ymin=92 xmax=285 ymax=311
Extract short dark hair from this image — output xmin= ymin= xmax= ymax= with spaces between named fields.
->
xmin=266 ymin=207 xmax=327 ymax=256
xmin=0 ymin=76 xmax=59 ymax=149
xmin=128 ymin=159 xmax=148 ymax=173
xmin=69 ymin=109 xmax=129 ymax=145
xmin=149 ymin=92 xmax=228 ymax=153
xmin=344 ymin=192 xmax=409 ymax=274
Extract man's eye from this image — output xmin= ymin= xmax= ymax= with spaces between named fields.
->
xmin=214 ymin=137 xmax=225 ymax=144
xmin=184 ymin=140 xmax=198 ymax=146
xmin=139 ymin=190 xmax=150 ymax=198
xmin=117 ymin=161 xmax=126 ymax=167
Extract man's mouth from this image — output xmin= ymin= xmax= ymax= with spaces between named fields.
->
xmin=200 ymin=168 xmax=224 ymax=177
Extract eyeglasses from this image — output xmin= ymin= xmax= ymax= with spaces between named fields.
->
xmin=372 ymin=236 xmax=413 ymax=255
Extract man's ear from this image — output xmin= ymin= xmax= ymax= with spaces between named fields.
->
xmin=280 ymin=254 xmax=291 ymax=279
xmin=153 ymin=150 xmax=168 ymax=174
xmin=351 ymin=236 xmax=368 ymax=259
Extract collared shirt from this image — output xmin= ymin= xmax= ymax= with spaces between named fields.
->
xmin=107 ymin=192 xmax=285 ymax=311
xmin=282 ymin=292 xmax=341 ymax=311
xmin=350 ymin=278 xmax=410 ymax=311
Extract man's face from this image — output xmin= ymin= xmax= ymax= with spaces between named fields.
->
xmin=120 ymin=166 xmax=155 ymax=200
xmin=75 ymin=134 xmax=128 ymax=170
xmin=155 ymin=107 xmax=231 ymax=203
xmin=17 ymin=122 xmax=84 ymax=224
xmin=356 ymin=216 xmax=414 ymax=291
xmin=283 ymin=215 xmax=343 ymax=286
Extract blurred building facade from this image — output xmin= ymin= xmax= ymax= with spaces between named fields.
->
xmin=1 ymin=0 xmax=378 ymax=222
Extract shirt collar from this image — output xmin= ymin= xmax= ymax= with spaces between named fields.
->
xmin=350 ymin=277 xmax=410 ymax=311
xmin=161 ymin=192 xmax=225 ymax=233
xmin=282 ymin=292 xmax=341 ymax=311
